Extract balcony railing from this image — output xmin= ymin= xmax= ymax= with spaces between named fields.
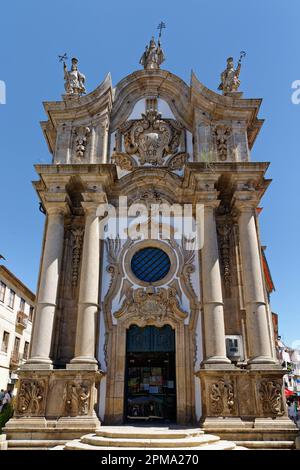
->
xmin=16 ymin=310 xmax=28 ymax=329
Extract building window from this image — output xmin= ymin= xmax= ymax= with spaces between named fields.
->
xmin=23 ymin=341 xmax=29 ymax=360
xmin=29 ymin=306 xmax=34 ymax=322
xmin=1 ymin=331 xmax=10 ymax=353
xmin=131 ymin=247 xmax=171 ymax=283
xmin=13 ymin=336 xmax=20 ymax=354
xmin=0 ymin=281 xmax=6 ymax=302
xmin=8 ymin=289 xmax=15 ymax=309
xmin=19 ymin=298 xmax=25 ymax=312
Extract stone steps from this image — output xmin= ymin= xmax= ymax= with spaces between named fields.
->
xmin=55 ymin=426 xmax=247 ymax=451
xmin=94 ymin=427 xmax=204 ymax=440
xmin=234 ymin=440 xmax=295 ymax=450
xmin=0 ymin=434 xmax=8 ymax=451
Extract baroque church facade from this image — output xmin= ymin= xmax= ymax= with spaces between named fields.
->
xmin=5 ymin=38 xmax=298 ymax=444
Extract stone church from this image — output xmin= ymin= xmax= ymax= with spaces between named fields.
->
xmin=5 ymin=37 xmax=298 ymax=446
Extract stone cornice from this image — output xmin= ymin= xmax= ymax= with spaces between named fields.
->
xmin=0 ymin=265 xmax=35 ymax=302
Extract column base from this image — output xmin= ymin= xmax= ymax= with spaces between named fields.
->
xmin=202 ymin=356 xmax=232 ymax=366
xmin=67 ymin=363 xmax=98 ymax=371
xmin=247 ymin=362 xmax=282 ymax=370
xmin=200 ymin=416 xmax=298 ymax=445
xmin=248 ymin=355 xmax=278 ymax=365
xmin=4 ymin=413 xmax=101 ymax=445
xmin=21 ymin=362 xmax=53 ymax=370
xmin=70 ymin=356 xmax=98 ymax=366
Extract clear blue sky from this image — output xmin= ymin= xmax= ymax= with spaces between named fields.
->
xmin=0 ymin=0 xmax=299 ymax=346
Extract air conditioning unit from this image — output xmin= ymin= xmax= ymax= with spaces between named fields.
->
xmin=225 ymin=335 xmax=244 ymax=362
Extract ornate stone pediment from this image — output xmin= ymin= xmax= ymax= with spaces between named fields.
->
xmin=114 ymin=286 xmax=188 ymax=327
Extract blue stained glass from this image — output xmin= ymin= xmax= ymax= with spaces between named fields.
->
xmin=131 ymin=247 xmax=171 ymax=283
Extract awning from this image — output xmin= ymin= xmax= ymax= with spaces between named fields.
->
xmin=285 ymin=388 xmax=295 ymax=397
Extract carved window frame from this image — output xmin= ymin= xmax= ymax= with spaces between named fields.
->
xmin=123 ymin=239 xmax=178 ymax=288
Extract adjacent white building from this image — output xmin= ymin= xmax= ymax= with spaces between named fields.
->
xmin=0 ymin=265 xmax=35 ymax=390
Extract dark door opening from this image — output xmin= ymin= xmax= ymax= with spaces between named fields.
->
xmin=125 ymin=325 xmax=176 ymax=423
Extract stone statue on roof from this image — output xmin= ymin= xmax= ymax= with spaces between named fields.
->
xmin=139 ymin=37 xmax=165 ymax=70
xmin=63 ymin=57 xmax=86 ymax=95
xmin=218 ymin=53 xmax=245 ymax=94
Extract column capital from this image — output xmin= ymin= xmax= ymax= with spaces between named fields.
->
xmin=43 ymin=201 xmax=70 ymax=216
xmin=203 ymin=200 xmax=221 ymax=210
xmin=232 ymin=191 xmax=260 ymax=213
xmin=81 ymin=191 xmax=107 ymax=215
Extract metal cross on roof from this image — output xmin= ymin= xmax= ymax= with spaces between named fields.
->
xmin=157 ymin=21 xmax=166 ymax=40
xmin=58 ymin=53 xmax=68 ymax=63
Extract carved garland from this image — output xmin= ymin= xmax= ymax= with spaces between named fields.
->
xmin=213 ymin=125 xmax=231 ymax=161
xmin=217 ymin=223 xmax=232 ymax=289
xmin=71 ymin=227 xmax=84 ymax=288
xmin=74 ymin=126 xmax=91 ymax=158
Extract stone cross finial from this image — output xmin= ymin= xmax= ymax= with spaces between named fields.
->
xmin=63 ymin=57 xmax=86 ymax=96
xmin=218 ymin=52 xmax=246 ymax=94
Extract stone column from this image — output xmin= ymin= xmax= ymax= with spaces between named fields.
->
xmin=236 ymin=200 xmax=275 ymax=364
xmin=70 ymin=201 xmax=100 ymax=366
xmin=201 ymin=202 xmax=231 ymax=365
xmin=27 ymin=203 xmax=68 ymax=366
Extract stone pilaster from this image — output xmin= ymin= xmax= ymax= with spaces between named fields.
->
xmin=26 ymin=201 xmax=69 ymax=367
xmin=234 ymin=196 xmax=276 ymax=365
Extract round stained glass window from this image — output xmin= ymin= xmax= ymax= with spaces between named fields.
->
xmin=131 ymin=247 xmax=171 ymax=283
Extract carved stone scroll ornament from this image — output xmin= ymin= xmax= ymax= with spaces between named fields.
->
xmin=112 ymin=152 xmax=136 ymax=171
xmin=180 ymin=237 xmax=197 ymax=300
xmin=74 ymin=126 xmax=90 ymax=158
xmin=213 ymin=125 xmax=231 ymax=161
xmin=71 ymin=227 xmax=84 ymax=288
xmin=114 ymin=286 xmax=188 ymax=326
xmin=64 ymin=381 xmax=91 ymax=417
xmin=17 ymin=380 xmax=45 ymax=416
xmin=209 ymin=379 xmax=235 ymax=415
xmin=121 ymin=109 xmax=181 ymax=166
xmin=258 ymin=379 xmax=284 ymax=416
xmin=166 ymin=152 xmax=189 ymax=171
xmin=105 ymin=236 xmax=122 ymax=290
